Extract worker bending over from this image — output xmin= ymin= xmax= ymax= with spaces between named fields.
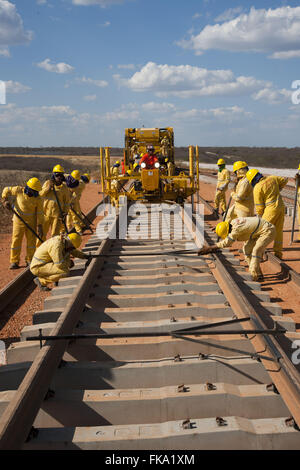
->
xmin=247 ymin=169 xmax=288 ymax=259
xmin=295 ymin=165 xmax=300 ymax=242
xmin=30 ymin=232 xmax=90 ymax=291
xmin=226 ymin=161 xmax=254 ymax=223
xmin=198 ymin=217 xmax=276 ymax=281
xmin=140 ymin=145 xmax=159 ymax=169
xmin=37 ymin=165 xmax=70 ymax=246
xmin=2 ymin=178 xmax=43 ymax=269
xmin=215 ymin=158 xmax=230 ymax=218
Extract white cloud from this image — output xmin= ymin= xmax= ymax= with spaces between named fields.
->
xmin=252 ymin=87 xmax=292 ymax=105
xmin=178 ymin=6 xmax=300 ymax=59
xmin=0 ymin=0 xmax=33 ymax=54
xmin=72 ymin=0 xmax=124 ymax=6
xmin=271 ymin=50 xmax=300 ymax=59
xmin=141 ymin=101 xmax=176 ymax=113
xmin=83 ymin=94 xmax=97 ymax=101
xmin=117 ymin=63 xmax=135 ymax=70
xmin=37 ymin=58 xmax=75 ymax=74
xmin=76 ymin=76 xmax=108 ymax=87
xmin=115 ymin=62 xmax=270 ymax=99
xmin=0 ymin=46 xmax=9 ymax=56
xmin=5 ymin=80 xmax=31 ymax=93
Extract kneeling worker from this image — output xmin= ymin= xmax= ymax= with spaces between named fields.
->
xmin=30 ymin=232 xmax=90 ymax=291
xmin=198 ymin=217 xmax=275 ymax=281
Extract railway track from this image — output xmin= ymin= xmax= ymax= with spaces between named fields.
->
xmin=1 ymin=201 xmax=300 ymax=449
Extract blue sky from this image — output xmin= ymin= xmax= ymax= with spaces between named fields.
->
xmin=0 ymin=0 xmax=300 ymax=147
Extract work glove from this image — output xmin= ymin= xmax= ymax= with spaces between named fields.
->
xmin=37 ymin=224 xmax=43 ymax=239
xmin=3 ymin=201 xmax=11 ymax=210
xmin=197 ymin=246 xmax=218 ymax=256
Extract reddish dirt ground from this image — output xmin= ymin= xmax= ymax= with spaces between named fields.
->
xmin=0 ymin=182 xmax=103 ymax=346
xmin=199 ymin=177 xmax=300 ymax=330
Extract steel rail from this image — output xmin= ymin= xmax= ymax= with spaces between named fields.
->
xmin=0 ymin=198 xmax=105 ymax=315
xmin=184 ymin=203 xmax=300 ymax=428
xmin=0 ymin=203 xmax=122 ymax=450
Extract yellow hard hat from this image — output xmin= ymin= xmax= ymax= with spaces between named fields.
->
xmin=26 ymin=177 xmax=42 ymax=192
xmin=127 ymin=169 xmax=132 ymax=176
xmin=215 ymin=221 xmax=229 ymax=240
xmin=67 ymin=232 xmax=82 ymax=249
xmin=83 ymin=173 xmax=90 ymax=181
xmin=71 ymin=170 xmax=81 ymax=181
xmin=246 ymin=169 xmax=259 ymax=184
xmin=233 ymin=161 xmax=247 ymax=173
xmin=133 ymin=163 xmax=138 ymax=169
xmin=165 ymin=158 xmax=169 ymax=162
xmin=53 ymin=164 xmax=65 ymax=173
xmin=116 ymin=160 xmax=120 ymax=165
xmin=217 ymin=158 xmax=225 ymax=166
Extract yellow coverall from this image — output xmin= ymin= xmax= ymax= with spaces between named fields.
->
xmin=38 ymin=180 xmax=70 ymax=245
xmin=2 ymin=186 xmax=43 ymax=264
xmin=167 ymin=161 xmax=175 ymax=177
xmin=215 ymin=168 xmax=230 ymax=213
xmin=160 ymin=137 xmax=169 ymax=157
xmin=110 ymin=165 xmax=120 ymax=192
xmin=295 ymin=174 xmax=300 ymax=241
xmin=30 ymin=235 xmax=87 ymax=286
xmin=67 ymin=180 xmax=86 ymax=232
xmin=217 ymin=217 xmax=276 ymax=280
xmin=226 ymin=170 xmax=254 ymax=223
xmin=253 ymin=175 xmax=288 ymax=258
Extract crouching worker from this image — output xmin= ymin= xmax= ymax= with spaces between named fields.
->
xmin=198 ymin=217 xmax=276 ymax=281
xmin=30 ymin=232 xmax=90 ymax=291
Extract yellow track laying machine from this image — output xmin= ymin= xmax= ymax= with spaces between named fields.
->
xmin=100 ymin=127 xmax=199 ymax=206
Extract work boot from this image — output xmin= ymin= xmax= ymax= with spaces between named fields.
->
xmin=33 ymin=277 xmax=51 ymax=292
xmin=9 ymin=263 xmax=19 ymax=270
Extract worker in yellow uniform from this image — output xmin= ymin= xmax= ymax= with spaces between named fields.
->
xmin=226 ymin=161 xmax=254 ymax=223
xmin=246 ymin=169 xmax=288 ymax=259
xmin=30 ymin=232 xmax=90 ymax=291
xmin=165 ymin=158 xmax=175 ymax=177
xmin=38 ymin=165 xmax=70 ymax=246
xmin=214 ymin=158 xmax=230 ymax=217
xmin=198 ymin=217 xmax=276 ymax=281
xmin=110 ymin=161 xmax=121 ymax=192
xmin=66 ymin=170 xmax=86 ymax=235
xmin=2 ymin=178 xmax=43 ymax=269
xmin=160 ymin=136 xmax=170 ymax=158
xmin=295 ymin=165 xmax=300 ymax=242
